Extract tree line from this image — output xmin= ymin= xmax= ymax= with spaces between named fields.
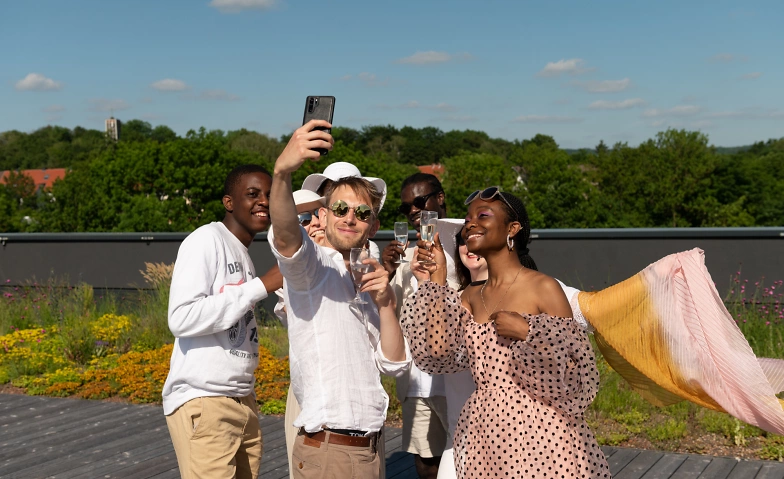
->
xmin=1 ymin=119 xmax=782 ymax=232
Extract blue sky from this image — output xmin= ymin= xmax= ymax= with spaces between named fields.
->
xmin=1 ymin=0 xmax=782 ymax=148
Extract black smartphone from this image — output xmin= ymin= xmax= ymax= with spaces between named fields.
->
xmin=301 ymin=96 xmax=335 ymax=156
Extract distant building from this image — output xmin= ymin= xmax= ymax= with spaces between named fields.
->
xmin=416 ymin=163 xmax=445 ymax=180
xmin=0 ymin=168 xmax=67 ymax=191
xmin=105 ymin=117 xmax=122 ymax=141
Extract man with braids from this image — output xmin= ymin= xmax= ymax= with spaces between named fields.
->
xmin=163 ymin=164 xmax=283 ymax=479
xmin=402 ymin=186 xmax=610 ymax=478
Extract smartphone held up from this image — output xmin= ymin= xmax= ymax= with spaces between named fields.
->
xmin=302 ymin=96 xmax=335 ymax=156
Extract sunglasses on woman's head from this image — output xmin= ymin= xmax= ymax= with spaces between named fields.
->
xmin=398 ymin=190 xmax=442 ymax=215
xmin=297 ymin=209 xmax=321 ymax=226
xmin=329 ymin=200 xmax=374 ymax=222
xmin=464 ymin=186 xmax=517 ymax=220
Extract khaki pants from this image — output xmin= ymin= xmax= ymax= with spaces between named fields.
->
xmin=292 ymin=429 xmax=381 ymax=479
xmin=285 ymin=388 xmax=386 ymax=479
xmin=401 ymin=396 xmax=449 ymax=458
xmin=166 ymin=395 xmax=263 ymax=479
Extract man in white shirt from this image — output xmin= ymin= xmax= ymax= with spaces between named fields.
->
xmin=382 ymin=172 xmax=451 ymax=479
xmin=269 ymin=120 xmax=410 ymax=479
xmin=163 ymin=164 xmax=283 ymax=479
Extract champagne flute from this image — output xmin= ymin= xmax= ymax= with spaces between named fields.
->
xmin=349 ymin=247 xmax=370 ymax=305
xmin=419 ymin=211 xmax=438 ymax=264
xmin=394 ymin=222 xmax=409 ymax=264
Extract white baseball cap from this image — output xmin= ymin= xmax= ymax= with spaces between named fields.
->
xmin=292 ymin=189 xmax=325 ymax=212
xmin=301 ymin=162 xmax=387 ymax=212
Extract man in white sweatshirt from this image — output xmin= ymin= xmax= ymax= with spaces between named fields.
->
xmin=163 ymin=164 xmax=283 ymax=479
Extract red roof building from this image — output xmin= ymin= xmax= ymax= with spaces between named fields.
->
xmin=416 ymin=163 xmax=445 ymax=179
xmin=0 ymin=168 xmax=67 ymax=190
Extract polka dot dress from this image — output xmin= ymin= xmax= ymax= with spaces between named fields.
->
xmin=401 ymin=282 xmax=610 ymax=479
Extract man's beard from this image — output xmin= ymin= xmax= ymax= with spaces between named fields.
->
xmin=325 ymin=226 xmax=367 ymax=252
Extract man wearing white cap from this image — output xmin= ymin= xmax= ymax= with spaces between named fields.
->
xmin=301 ymin=161 xmax=385 ymax=261
xmin=269 ymin=122 xmax=409 ymax=479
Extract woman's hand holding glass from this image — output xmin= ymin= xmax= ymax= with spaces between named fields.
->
xmin=411 ymin=232 xmax=448 ymax=286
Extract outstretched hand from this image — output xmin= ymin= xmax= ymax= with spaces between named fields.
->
xmin=273 ymin=120 xmax=334 ymax=175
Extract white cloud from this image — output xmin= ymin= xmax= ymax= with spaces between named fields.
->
xmin=42 ymin=104 xmax=66 ymax=113
xmin=151 ymin=78 xmax=189 ymax=91
xmin=536 ymin=58 xmax=592 ymax=77
xmin=704 ymin=108 xmax=784 ymax=120
xmin=87 ymin=98 xmax=130 ymax=112
xmin=378 ymin=100 xmax=458 ymax=112
xmin=642 ymin=105 xmax=702 ymax=118
xmin=15 ymin=73 xmax=63 ymax=91
xmin=139 ymin=97 xmax=153 ymax=104
xmin=740 ymin=72 xmax=763 ymax=80
xmin=340 ymin=72 xmax=388 ymax=86
xmin=209 ymin=0 xmax=276 ymax=13
xmin=396 ymin=51 xmax=473 ymax=65
xmin=199 ymin=89 xmax=240 ymax=101
xmin=45 ymin=114 xmax=63 ymax=123
xmin=574 ymin=78 xmax=631 ymax=93
xmin=440 ymin=115 xmax=477 ymax=122
xmin=691 ymin=120 xmax=714 ymax=129
xmin=709 ymin=53 xmax=748 ymax=63
xmin=512 ymin=115 xmax=583 ymax=124
xmin=587 ymin=98 xmax=646 ymax=110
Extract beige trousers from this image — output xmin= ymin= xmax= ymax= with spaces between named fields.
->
xmin=166 ymin=395 xmax=263 ymax=479
xmin=292 ymin=430 xmax=381 ymax=479
xmin=285 ymin=387 xmax=386 ymax=479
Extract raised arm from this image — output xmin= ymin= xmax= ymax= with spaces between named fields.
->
xmin=270 ymin=120 xmax=333 ymax=258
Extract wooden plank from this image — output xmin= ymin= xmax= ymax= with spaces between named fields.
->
xmin=639 ymin=453 xmax=689 ymax=479
xmin=669 ymin=455 xmax=713 ymax=479
xmin=697 ymin=457 xmax=740 ymax=479
xmin=614 ymin=450 xmax=665 ymax=479
xmin=0 ymin=401 xmax=142 ymax=448
xmin=608 ymin=448 xmax=642 ymax=476
xmin=755 ymin=462 xmax=784 ymax=479
xmin=0 ymin=408 xmax=170 ymax=476
xmin=0 ymin=404 xmax=161 ymax=460
xmin=385 ymin=451 xmax=416 ymax=478
xmin=20 ymin=425 xmax=172 ymax=478
xmin=103 ymin=451 xmax=180 ymax=479
xmin=54 ymin=441 xmax=175 ymax=479
xmin=602 ymin=446 xmax=619 ymax=459
xmin=727 ymin=461 xmax=763 ymax=479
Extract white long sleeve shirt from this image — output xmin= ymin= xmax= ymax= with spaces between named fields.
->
xmin=162 ymin=222 xmax=268 ymax=415
xmin=269 ymin=226 xmax=411 ymax=434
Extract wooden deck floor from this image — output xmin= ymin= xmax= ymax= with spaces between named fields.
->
xmin=2 ymin=393 xmax=784 ymax=478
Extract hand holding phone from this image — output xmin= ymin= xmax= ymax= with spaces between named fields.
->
xmin=302 ymin=96 xmax=335 ymax=156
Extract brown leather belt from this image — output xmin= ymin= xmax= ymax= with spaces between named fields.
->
xmin=303 ymin=430 xmax=375 ymax=448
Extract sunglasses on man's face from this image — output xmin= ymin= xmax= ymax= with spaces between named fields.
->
xmin=329 ymin=200 xmax=374 ymax=222
xmin=297 ymin=209 xmax=321 ymax=226
xmin=464 ymin=186 xmax=517 ymax=220
xmin=398 ymin=190 xmax=442 ymax=215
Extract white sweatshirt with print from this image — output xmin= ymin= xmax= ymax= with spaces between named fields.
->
xmin=162 ymin=222 xmax=268 ymax=415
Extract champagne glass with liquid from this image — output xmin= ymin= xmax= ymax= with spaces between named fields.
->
xmin=394 ymin=222 xmax=409 ymax=264
xmin=419 ymin=211 xmax=438 ymax=264
xmin=350 ymin=247 xmax=371 ymax=305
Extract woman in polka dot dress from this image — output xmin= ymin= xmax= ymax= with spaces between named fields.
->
xmin=401 ymin=187 xmax=611 ymax=479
